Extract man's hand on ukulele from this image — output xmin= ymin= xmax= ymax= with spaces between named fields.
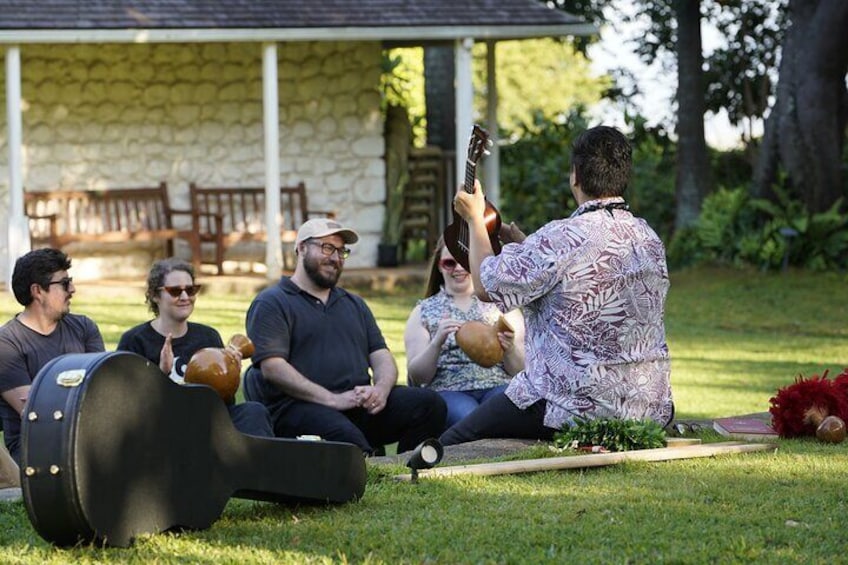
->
xmin=453 ymin=179 xmax=486 ymax=223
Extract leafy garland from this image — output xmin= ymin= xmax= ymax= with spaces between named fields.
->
xmin=553 ymin=417 xmax=667 ymax=452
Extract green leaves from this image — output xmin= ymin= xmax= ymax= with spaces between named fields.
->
xmin=553 ymin=417 xmax=667 ymax=452
xmin=499 ymin=112 xmax=584 ymax=233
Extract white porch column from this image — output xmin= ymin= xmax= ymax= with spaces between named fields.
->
xmin=262 ymin=42 xmax=282 ymax=280
xmin=6 ymin=46 xmax=29 ymax=287
xmin=454 ymin=38 xmax=474 ymax=191
xmin=484 ymin=40 xmax=500 ymax=206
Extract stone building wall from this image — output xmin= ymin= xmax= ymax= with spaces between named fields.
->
xmin=0 ymin=41 xmax=386 ymax=280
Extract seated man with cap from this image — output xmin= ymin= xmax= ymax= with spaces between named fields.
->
xmin=243 ymin=218 xmax=446 ymax=455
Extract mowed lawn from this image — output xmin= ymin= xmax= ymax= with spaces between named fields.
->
xmin=2 ymin=264 xmax=837 ymax=419
xmin=0 ymin=265 xmax=846 ymax=563
xmin=663 ymin=266 xmax=846 ymax=418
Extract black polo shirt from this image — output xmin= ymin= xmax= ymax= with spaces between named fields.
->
xmin=245 ymin=277 xmax=387 ymax=409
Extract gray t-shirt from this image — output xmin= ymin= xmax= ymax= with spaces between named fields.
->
xmin=0 ymin=313 xmax=104 ymax=460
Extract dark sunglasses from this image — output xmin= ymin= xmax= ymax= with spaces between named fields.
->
xmin=438 ymin=258 xmax=459 ymax=271
xmin=46 ymin=277 xmax=73 ymax=291
xmin=158 ymin=285 xmax=201 ymax=298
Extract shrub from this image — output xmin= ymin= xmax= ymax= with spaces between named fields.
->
xmin=627 ymin=115 xmax=677 ymax=242
xmin=499 ymin=111 xmax=677 ymax=238
xmin=667 ymin=183 xmax=848 ymax=271
xmin=499 ymin=111 xmax=584 ymax=232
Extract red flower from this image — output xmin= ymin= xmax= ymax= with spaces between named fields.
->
xmin=831 ymin=367 xmax=848 ymax=399
xmin=769 ymin=371 xmax=848 ymax=438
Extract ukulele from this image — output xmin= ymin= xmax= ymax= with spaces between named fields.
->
xmin=21 ymin=351 xmax=366 ymax=547
xmin=443 ymin=124 xmax=502 ymax=271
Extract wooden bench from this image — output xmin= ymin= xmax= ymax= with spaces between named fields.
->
xmin=24 ymin=182 xmax=190 ymax=258
xmin=186 ymin=182 xmax=335 ymax=274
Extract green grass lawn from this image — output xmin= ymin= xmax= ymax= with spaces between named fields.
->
xmin=1 ymin=265 xmax=846 ymax=563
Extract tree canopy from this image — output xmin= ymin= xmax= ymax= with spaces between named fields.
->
xmin=472 ymin=38 xmax=608 ymax=135
xmin=383 ymin=38 xmax=608 ymax=146
xmin=552 ymin=0 xmax=847 ymax=216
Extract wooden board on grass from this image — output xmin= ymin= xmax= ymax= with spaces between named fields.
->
xmin=666 ymin=437 xmax=702 ymax=447
xmin=394 ymin=441 xmax=775 ymax=481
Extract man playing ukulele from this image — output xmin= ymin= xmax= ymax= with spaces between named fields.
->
xmin=440 ymin=125 xmax=674 ymax=445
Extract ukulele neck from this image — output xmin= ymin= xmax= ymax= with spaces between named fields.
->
xmin=464 ymin=159 xmax=477 ymax=194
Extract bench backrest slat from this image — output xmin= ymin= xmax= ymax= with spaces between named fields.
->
xmin=188 ymin=182 xmax=313 ymax=236
xmin=24 ymin=183 xmax=174 ymax=240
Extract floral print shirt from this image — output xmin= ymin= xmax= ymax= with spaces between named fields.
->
xmin=480 ymin=197 xmax=673 ymax=429
xmin=417 ymin=289 xmax=512 ymax=392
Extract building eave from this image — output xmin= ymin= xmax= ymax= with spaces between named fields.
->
xmin=0 ymin=23 xmax=597 ymax=45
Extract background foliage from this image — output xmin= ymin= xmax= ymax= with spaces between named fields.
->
xmin=496 ymin=107 xmax=848 ymax=272
xmin=380 ymin=5 xmax=847 ymax=269
xmin=472 ymin=38 xmax=609 ymax=135
xmin=383 ymin=38 xmax=609 ymax=148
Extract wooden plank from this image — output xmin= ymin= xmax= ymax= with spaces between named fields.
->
xmin=665 ymin=437 xmax=702 ymax=447
xmin=393 ymin=441 xmax=776 ymax=482
xmin=0 ymin=488 xmax=22 ymax=503
xmin=0 ymin=445 xmax=20 ymax=488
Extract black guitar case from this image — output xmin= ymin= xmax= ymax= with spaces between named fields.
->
xmin=20 ymin=351 xmax=366 ymax=547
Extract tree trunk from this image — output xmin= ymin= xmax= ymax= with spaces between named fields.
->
xmin=753 ymin=0 xmax=848 ymax=212
xmin=674 ymin=0 xmax=711 ymax=229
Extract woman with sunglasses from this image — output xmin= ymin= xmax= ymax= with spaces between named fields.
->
xmin=404 ymin=238 xmax=525 ymax=430
xmin=118 ymin=258 xmax=272 ymax=437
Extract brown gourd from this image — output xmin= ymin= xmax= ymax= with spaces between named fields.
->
xmin=455 ymin=316 xmax=513 ymax=368
xmin=185 ymin=334 xmax=255 ymax=403
xmin=805 ymin=405 xmax=847 ymax=444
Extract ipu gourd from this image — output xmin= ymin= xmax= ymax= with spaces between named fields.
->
xmin=185 ymin=334 xmax=255 ymax=403
xmin=455 ymin=316 xmax=513 ymax=368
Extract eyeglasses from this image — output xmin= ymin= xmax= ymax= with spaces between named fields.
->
xmin=46 ymin=277 xmax=73 ymax=292
xmin=438 ymin=258 xmax=459 ymax=271
xmin=158 ymin=285 xmax=202 ymax=298
xmin=307 ymin=240 xmax=351 ymax=259
xmin=671 ymin=422 xmax=704 ymax=436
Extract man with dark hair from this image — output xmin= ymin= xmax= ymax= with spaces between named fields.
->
xmin=0 ymin=248 xmax=104 ymax=463
xmin=441 ymin=125 xmax=673 ymax=445
xmin=244 ymin=218 xmax=446 ymax=454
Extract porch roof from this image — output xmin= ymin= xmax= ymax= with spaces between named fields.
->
xmin=0 ymin=0 xmax=595 ymax=44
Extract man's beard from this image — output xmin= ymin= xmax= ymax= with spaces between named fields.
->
xmin=55 ymin=304 xmax=70 ymax=321
xmin=303 ymin=254 xmax=342 ymax=289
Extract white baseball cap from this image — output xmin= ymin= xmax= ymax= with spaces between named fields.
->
xmin=295 ymin=218 xmax=359 ymax=246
